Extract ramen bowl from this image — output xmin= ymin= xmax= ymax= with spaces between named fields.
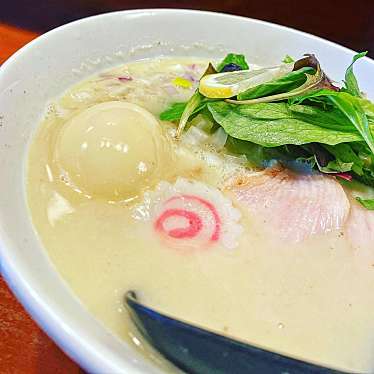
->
xmin=0 ymin=9 xmax=373 ymax=374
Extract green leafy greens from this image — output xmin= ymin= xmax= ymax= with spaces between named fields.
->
xmin=158 ymin=51 xmax=374 ymax=209
xmin=237 ymin=67 xmax=315 ymax=100
xmin=356 ymin=197 xmax=374 ymax=210
xmin=343 ymin=51 xmax=367 ymax=97
xmin=291 ymin=89 xmax=374 ymax=154
xmin=176 ymin=91 xmax=204 ymax=137
xmin=216 ymin=53 xmax=249 ymax=72
xmin=207 ymin=101 xmax=362 ymax=147
xmin=159 ymin=102 xmax=188 ymax=122
xmin=282 ymin=55 xmax=295 ymax=64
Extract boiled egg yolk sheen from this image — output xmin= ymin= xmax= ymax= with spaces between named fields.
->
xmin=55 ymin=101 xmax=169 ymax=200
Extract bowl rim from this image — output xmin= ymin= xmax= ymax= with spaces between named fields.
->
xmin=1 ymin=8 xmax=373 ymax=374
xmin=2 ymin=8 xmax=369 ymax=71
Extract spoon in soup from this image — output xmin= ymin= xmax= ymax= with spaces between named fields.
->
xmin=124 ymin=291 xmax=345 ymax=374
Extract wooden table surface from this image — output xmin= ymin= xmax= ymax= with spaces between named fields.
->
xmin=1 ymin=2 xmax=373 ymax=373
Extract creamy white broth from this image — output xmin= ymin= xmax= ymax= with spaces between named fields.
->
xmin=27 ymin=57 xmax=374 ymax=373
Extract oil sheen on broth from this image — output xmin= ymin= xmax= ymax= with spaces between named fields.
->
xmin=27 ymin=57 xmax=374 ymax=373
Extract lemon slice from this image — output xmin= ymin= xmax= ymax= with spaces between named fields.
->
xmin=199 ymin=64 xmax=293 ymax=99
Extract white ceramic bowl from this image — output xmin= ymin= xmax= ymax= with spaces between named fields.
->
xmin=1 ymin=9 xmax=374 ymax=374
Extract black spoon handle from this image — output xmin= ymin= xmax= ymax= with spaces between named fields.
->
xmin=124 ymin=291 xmax=347 ymax=374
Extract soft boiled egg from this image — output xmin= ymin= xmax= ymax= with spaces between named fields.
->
xmin=55 ymin=101 xmax=170 ymax=200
